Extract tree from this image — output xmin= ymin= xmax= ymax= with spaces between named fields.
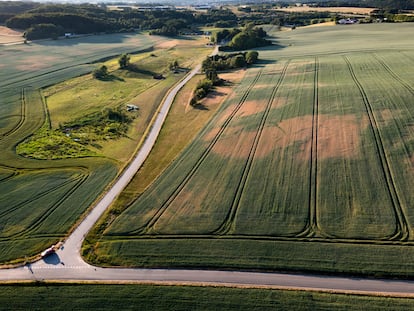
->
xmin=118 ymin=54 xmax=130 ymax=69
xmin=169 ymin=60 xmax=179 ymax=71
xmin=246 ymin=51 xmax=259 ymax=64
xmin=92 ymin=65 xmax=108 ymax=79
xmin=230 ymin=54 xmax=246 ymax=68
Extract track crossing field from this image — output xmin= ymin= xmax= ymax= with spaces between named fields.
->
xmin=95 ymin=24 xmax=414 ymax=277
xmin=0 ymin=33 xmax=164 ymax=263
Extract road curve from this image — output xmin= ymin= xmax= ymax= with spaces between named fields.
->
xmin=2 ymin=54 xmax=414 ymax=297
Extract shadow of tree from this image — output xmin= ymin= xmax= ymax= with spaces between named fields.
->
xmin=42 ymin=253 xmax=62 ymax=265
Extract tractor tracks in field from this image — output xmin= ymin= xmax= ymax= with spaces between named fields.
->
xmin=214 ymin=61 xmax=291 ymax=235
xmin=296 ymin=57 xmax=332 ymax=239
xmin=373 ymin=53 xmax=414 ymax=97
xmin=343 ymin=55 xmax=410 ymax=241
xmin=128 ymin=69 xmax=265 ymax=235
xmin=0 ymin=88 xmax=27 ymax=140
xmin=0 ymin=167 xmax=91 ymax=240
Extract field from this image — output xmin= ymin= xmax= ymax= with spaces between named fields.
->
xmin=0 ymin=32 xmax=207 ymax=264
xmin=0 ymin=26 xmax=24 ymax=44
xmin=90 ymin=24 xmax=414 ymax=277
xmin=1 ymin=283 xmax=414 ymax=310
xmin=275 ymin=6 xmax=374 ymax=15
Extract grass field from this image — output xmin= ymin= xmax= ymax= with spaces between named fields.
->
xmin=89 ymin=24 xmax=414 ymax=277
xmin=1 ymin=283 xmax=414 ymax=310
xmin=0 ymin=32 xmax=216 ymax=264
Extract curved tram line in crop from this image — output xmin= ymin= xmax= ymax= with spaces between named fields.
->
xmin=0 ymin=88 xmax=27 ymax=140
xmin=0 ymin=167 xmax=91 ymax=240
xmin=343 ymin=55 xmax=410 ymax=241
xmin=373 ymin=53 xmax=414 ymax=97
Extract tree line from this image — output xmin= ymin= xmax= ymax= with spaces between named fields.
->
xmin=4 ymin=3 xmax=239 ymax=40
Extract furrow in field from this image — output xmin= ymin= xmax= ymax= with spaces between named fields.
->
xmin=127 ymin=69 xmax=264 ymax=235
xmin=213 ymin=61 xmax=291 ymax=235
xmin=344 ymin=55 xmax=410 ymax=241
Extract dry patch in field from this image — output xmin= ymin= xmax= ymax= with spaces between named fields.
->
xmin=207 ymin=114 xmax=366 ymax=160
xmin=155 ymin=39 xmax=180 ymax=49
xmin=16 ymin=55 xmax=60 ymax=70
xmin=303 ymin=21 xmax=337 ymax=28
xmin=0 ymin=26 xmax=23 ymax=44
xmin=235 ymin=100 xmax=267 ymax=118
xmin=378 ymin=109 xmax=401 ymax=125
xmin=276 ymin=6 xmax=373 ymax=15
xmin=317 ymin=115 xmax=367 ymax=159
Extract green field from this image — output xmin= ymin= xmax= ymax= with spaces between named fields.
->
xmin=0 ymin=32 xmax=173 ymax=264
xmin=90 ymin=24 xmax=414 ymax=277
xmin=1 ymin=283 xmax=414 ymax=310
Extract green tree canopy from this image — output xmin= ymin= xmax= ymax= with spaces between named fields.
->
xmin=118 ymin=54 xmax=130 ymax=69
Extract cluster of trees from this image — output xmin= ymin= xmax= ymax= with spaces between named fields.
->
xmin=202 ymin=51 xmax=259 ymax=72
xmin=190 ymin=79 xmax=215 ymax=106
xmin=215 ymin=24 xmax=271 ymax=51
xmin=190 ymin=51 xmax=259 ymax=107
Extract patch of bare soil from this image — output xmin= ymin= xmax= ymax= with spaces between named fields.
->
xmin=207 ymin=114 xmax=366 ymax=160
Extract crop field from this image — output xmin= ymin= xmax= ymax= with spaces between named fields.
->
xmin=2 ymin=283 xmax=414 ymax=311
xmin=0 ymin=32 xmax=169 ymax=263
xmin=92 ymin=24 xmax=414 ymax=277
